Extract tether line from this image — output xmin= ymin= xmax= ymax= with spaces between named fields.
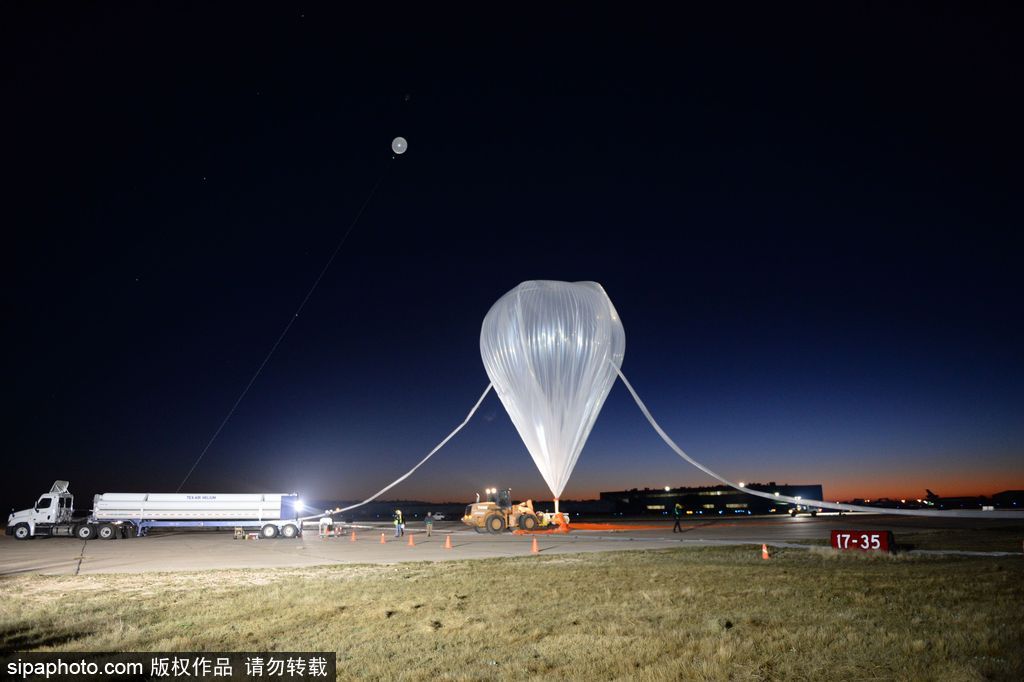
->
xmin=176 ymin=159 xmax=395 ymax=492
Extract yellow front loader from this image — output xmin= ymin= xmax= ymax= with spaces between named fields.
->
xmin=461 ymin=488 xmax=562 ymax=533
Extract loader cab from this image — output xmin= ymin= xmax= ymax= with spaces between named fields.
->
xmin=485 ymin=488 xmax=512 ymax=509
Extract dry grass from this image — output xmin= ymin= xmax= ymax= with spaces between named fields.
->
xmin=1 ymin=546 xmax=1022 ymax=681
xmin=893 ymin=524 xmax=1024 ymax=553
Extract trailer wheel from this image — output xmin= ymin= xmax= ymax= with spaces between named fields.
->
xmin=281 ymin=524 xmax=299 ymax=539
xmin=519 ymin=514 xmax=540 ymax=531
xmin=485 ymin=514 xmax=506 ymax=533
xmin=13 ymin=524 xmax=31 ymax=540
xmin=260 ymin=524 xmax=279 ymax=539
xmin=97 ymin=524 xmax=117 ymax=540
xmin=76 ymin=524 xmax=96 ymax=540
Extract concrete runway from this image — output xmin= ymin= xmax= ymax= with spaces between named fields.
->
xmin=1 ymin=514 xmax=1019 ymax=575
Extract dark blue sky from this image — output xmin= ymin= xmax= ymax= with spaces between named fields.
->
xmin=4 ymin=4 xmax=1022 ymax=510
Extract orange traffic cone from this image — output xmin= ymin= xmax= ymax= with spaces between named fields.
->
xmin=350 ymin=530 xmax=357 ymax=542
xmin=761 ymin=543 xmax=770 ymax=560
xmin=531 ymin=537 xmax=540 ymax=555
xmin=380 ymin=532 xmax=387 ymax=544
xmin=408 ymin=533 xmax=415 ymax=547
xmin=444 ymin=535 xmax=452 ymax=550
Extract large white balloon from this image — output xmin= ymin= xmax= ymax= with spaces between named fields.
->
xmin=481 ymin=281 xmax=626 ymax=500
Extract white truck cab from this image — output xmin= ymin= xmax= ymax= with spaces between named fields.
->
xmin=7 ymin=480 xmax=76 ymax=539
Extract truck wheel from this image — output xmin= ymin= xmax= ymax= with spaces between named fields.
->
xmin=76 ymin=524 xmax=96 ymax=540
xmin=260 ymin=524 xmax=279 ymax=539
xmin=520 ymin=514 xmax=540 ymax=531
xmin=810 ymin=511 xmax=817 ymax=517
xmin=281 ymin=524 xmax=299 ymax=539
xmin=97 ymin=524 xmax=117 ymax=540
xmin=485 ymin=514 xmax=506 ymax=533
xmin=13 ymin=524 xmax=31 ymax=540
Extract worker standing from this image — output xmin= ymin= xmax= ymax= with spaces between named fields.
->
xmin=319 ymin=514 xmax=333 ymax=538
xmin=393 ymin=509 xmax=404 ymax=537
xmin=672 ymin=503 xmax=683 ymax=533
xmin=424 ymin=512 xmax=434 ymax=537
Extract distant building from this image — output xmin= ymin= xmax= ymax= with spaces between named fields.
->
xmin=992 ymin=490 xmax=1023 ymax=508
xmin=599 ymin=483 xmax=824 ymax=516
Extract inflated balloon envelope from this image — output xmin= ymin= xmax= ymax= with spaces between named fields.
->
xmin=480 ymin=281 xmax=626 ymax=508
xmin=316 ymin=279 xmax=1022 ymax=522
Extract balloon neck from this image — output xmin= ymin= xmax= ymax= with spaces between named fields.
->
xmin=553 ymin=498 xmax=560 ymax=514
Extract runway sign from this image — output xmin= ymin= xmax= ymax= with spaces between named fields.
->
xmin=831 ymin=530 xmax=894 ymax=552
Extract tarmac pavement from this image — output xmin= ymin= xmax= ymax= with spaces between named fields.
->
xmin=1 ymin=514 xmax=1019 ymax=575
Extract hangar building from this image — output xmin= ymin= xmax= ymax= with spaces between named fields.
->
xmin=599 ymin=482 xmax=825 ymax=516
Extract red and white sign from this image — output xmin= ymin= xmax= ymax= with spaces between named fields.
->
xmin=830 ymin=530 xmax=894 ymax=552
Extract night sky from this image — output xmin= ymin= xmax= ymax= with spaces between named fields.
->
xmin=4 ymin=4 xmax=1022 ymax=512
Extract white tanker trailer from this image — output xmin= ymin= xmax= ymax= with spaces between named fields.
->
xmin=6 ymin=481 xmax=303 ymax=540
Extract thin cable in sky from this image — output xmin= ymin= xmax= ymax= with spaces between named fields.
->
xmin=176 ymin=158 xmax=395 ymax=492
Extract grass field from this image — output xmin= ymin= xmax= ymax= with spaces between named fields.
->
xmin=2 ymin=546 xmax=1022 ymax=681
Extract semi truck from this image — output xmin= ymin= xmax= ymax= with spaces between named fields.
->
xmin=6 ymin=481 xmax=303 ymax=540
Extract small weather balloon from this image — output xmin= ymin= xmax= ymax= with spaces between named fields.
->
xmin=391 ymin=137 xmax=408 ymax=155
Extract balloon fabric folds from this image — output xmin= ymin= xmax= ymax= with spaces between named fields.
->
xmin=480 ymin=281 xmax=626 ymax=500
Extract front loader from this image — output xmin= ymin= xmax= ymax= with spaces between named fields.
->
xmin=461 ymin=488 xmax=565 ymax=533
